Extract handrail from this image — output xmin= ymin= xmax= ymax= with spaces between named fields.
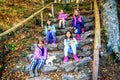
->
xmin=92 ymin=0 xmax=101 ymax=80
xmin=0 ymin=2 xmax=54 ymax=37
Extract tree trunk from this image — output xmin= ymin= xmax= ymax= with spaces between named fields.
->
xmin=101 ymin=0 xmax=120 ymax=57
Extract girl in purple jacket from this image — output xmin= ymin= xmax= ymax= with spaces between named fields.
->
xmin=29 ymin=37 xmax=47 ymax=77
xmin=58 ymin=9 xmax=67 ymax=29
xmin=72 ymin=9 xmax=85 ymax=40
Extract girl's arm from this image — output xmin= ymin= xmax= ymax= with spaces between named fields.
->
xmin=58 ymin=14 xmax=61 ymax=20
xmin=52 ymin=25 xmax=56 ymax=32
xmin=64 ymin=39 xmax=69 ymax=46
xmin=45 ymin=26 xmax=48 ymax=34
xmin=42 ymin=47 xmax=48 ymax=59
xmin=33 ymin=47 xmax=41 ymax=59
xmin=73 ymin=38 xmax=78 ymax=47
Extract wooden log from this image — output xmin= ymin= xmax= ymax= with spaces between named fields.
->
xmin=51 ymin=3 xmax=54 ymax=18
xmin=0 ymin=2 xmax=53 ymax=37
xmin=92 ymin=0 xmax=101 ymax=80
xmin=41 ymin=11 xmax=43 ymax=27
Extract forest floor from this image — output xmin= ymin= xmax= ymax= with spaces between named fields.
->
xmin=0 ymin=0 xmax=120 ymax=80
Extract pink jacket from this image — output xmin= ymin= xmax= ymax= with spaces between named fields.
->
xmin=33 ymin=46 xmax=47 ymax=60
xmin=58 ymin=13 xmax=67 ymax=20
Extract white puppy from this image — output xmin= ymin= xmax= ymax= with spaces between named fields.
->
xmin=46 ymin=55 xmax=56 ymax=65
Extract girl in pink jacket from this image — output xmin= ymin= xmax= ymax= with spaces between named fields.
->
xmin=58 ymin=9 xmax=67 ymax=29
xmin=29 ymin=37 xmax=47 ymax=77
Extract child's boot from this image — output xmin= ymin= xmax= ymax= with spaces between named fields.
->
xmin=73 ymin=54 xmax=79 ymax=61
xmin=76 ymin=34 xmax=83 ymax=40
xmin=64 ymin=56 xmax=68 ymax=63
xmin=34 ymin=69 xmax=38 ymax=77
xmin=29 ymin=70 xmax=34 ymax=77
xmin=82 ymin=28 xmax=85 ymax=33
xmin=45 ymin=40 xmax=48 ymax=44
xmin=53 ymin=40 xmax=56 ymax=44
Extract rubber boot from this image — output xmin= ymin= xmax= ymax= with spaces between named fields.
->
xmin=76 ymin=34 xmax=83 ymax=40
xmin=63 ymin=56 xmax=68 ymax=63
xmin=73 ymin=54 xmax=79 ymax=61
xmin=34 ymin=69 xmax=38 ymax=77
xmin=81 ymin=28 xmax=85 ymax=33
xmin=53 ymin=40 xmax=56 ymax=44
xmin=45 ymin=40 xmax=48 ymax=44
xmin=29 ymin=70 xmax=34 ymax=77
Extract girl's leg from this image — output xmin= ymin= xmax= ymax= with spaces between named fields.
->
xmin=62 ymin=19 xmax=65 ymax=28
xmin=64 ymin=45 xmax=69 ymax=62
xmin=51 ymin=32 xmax=56 ymax=44
xmin=29 ymin=59 xmax=37 ymax=77
xmin=58 ymin=20 xmax=62 ymax=28
xmin=45 ymin=31 xmax=50 ymax=44
xmin=71 ymin=44 xmax=79 ymax=61
xmin=35 ymin=59 xmax=45 ymax=76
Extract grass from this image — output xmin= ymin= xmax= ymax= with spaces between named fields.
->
xmin=0 ymin=0 xmax=44 ymax=31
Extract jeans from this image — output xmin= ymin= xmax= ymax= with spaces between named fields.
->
xmin=64 ymin=44 xmax=77 ymax=56
xmin=46 ymin=30 xmax=56 ymax=41
xmin=29 ymin=59 xmax=45 ymax=70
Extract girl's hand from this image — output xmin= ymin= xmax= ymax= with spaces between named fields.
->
xmin=74 ymin=27 xmax=76 ymax=30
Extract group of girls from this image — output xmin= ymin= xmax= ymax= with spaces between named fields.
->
xmin=29 ymin=9 xmax=85 ymax=77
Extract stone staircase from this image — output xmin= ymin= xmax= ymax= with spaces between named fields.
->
xmin=25 ymin=4 xmax=94 ymax=80
xmin=1 ymin=1 xmax=95 ymax=80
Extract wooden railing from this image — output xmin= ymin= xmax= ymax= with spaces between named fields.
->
xmin=0 ymin=2 xmax=54 ymax=37
xmin=92 ymin=0 xmax=101 ymax=80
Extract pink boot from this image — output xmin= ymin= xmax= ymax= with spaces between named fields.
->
xmin=81 ymin=28 xmax=85 ymax=33
xmin=63 ymin=56 xmax=68 ymax=63
xmin=53 ymin=40 xmax=56 ymax=44
xmin=76 ymin=34 xmax=83 ymax=40
xmin=73 ymin=54 xmax=79 ymax=61
xmin=45 ymin=40 xmax=48 ymax=44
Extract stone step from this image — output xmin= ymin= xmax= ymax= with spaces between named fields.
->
xmin=45 ymin=38 xmax=93 ymax=51
xmin=52 ymin=14 xmax=94 ymax=24
xmin=56 ymin=30 xmax=94 ymax=42
xmin=41 ymin=22 xmax=94 ymax=36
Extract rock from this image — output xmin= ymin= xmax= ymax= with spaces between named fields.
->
xmin=76 ymin=57 xmax=92 ymax=67
xmin=30 ymin=44 xmax=37 ymax=51
xmin=77 ymin=72 xmax=91 ymax=80
xmin=62 ymin=74 xmax=75 ymax=80
xmin=61 ymin=61 xmax=75 ymax=72
xmin=41 ymin=65 xmax=57 ymax=72
xmin=27 ymin=54 xmax=33 ymax=62
xmin=81 ymin=30 xmax=94 ymax=39
xmin=24 ymin=64 xmax=30 ymax=72
xmin=41 ymin=76 xmax=52 ymax=80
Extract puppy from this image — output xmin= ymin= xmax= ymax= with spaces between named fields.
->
xmin=46 ymin=56 xmax=56 ymax=65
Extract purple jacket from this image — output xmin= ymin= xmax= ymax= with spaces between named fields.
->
xmin=58 ymin=13 xmax=67 ymax=20
xmin=33 ymin=46 xmax=47 ymax=60
xmin=72 ymin=16 xmax=83 ymax=27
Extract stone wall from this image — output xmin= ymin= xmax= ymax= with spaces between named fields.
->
xmin=100 ymin=0 xmax=120 ymax=57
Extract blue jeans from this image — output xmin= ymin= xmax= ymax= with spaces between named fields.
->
xmin=76 ymin=24 xmax=81 ymax=34
xmin=64 ymin=44 xmax=77 ymax=56
xmin=29 ymin=59 xmax=45 ymax=70
xmin=46 ymin=31 xmax=56 ymax=41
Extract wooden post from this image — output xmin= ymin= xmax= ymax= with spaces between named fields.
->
xmin=41 ymin=11 xmax=43 ymax=27
xmin=92 ymin=0 xmax=101 ymax=80
xmin=54 ymin=0 xmax=57 ymax=3
xmin=76 ymin=0 xmax=79 ymax=10
xmin=51 ymin=3 xmax=54 ymax=18
xmin=42 ymin=0 xmax=44 ymax=7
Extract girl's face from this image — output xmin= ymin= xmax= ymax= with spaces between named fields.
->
xmin=38 ymin=41 xmax=44 ymax=48
xmin=66 ymin=31 xmax=71 ymax=38
xmin=47 ymin=20 xmax=51 ymax=25
xmin=60 ymin=10 xmax=63 ymax=14
xmin=74 ymin=10 xmax=78 ymax=15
